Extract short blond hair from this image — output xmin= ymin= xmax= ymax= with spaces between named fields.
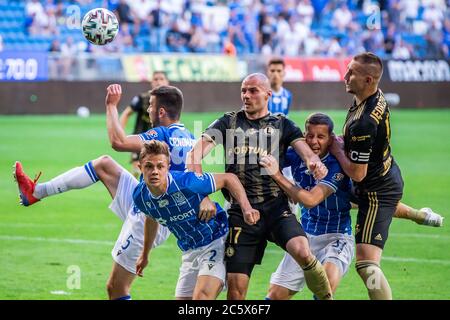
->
xmin=139 ymin=140 xmax=170 ymax=162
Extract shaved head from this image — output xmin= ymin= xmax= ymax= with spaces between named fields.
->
xmin=353 ymin=52 xmax=383 ymax=82
xmin=243 ymin=73 xmax=271 ymax=91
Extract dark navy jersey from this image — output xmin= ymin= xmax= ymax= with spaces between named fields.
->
xmin=129 ymin=91 xmax=152 ymax=134
xmin=138 ymin=123 xmax=196 ymax=171
xmin=285 ymin=148 xmax=352 ymax=235
xmin=343 ymin=89 xmax=395 ymax=190
xmin=133 ymin=171 xmax=228 ymax=251
xmin=268 ymin=87 xmax=292 ymax=116
xmin=203 ymin=109 xmax=303 ymax=204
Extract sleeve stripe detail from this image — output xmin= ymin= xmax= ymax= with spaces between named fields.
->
xmin=319 ymin=180 xmax=337 ymax=193
xmin=207 ymin=173 xmax=216 ymax=192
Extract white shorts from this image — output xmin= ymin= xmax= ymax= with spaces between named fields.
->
xmin=270 ymin=233 xmax=355 ymax=292
xmin=110 ymin=170 xmax=171 ymax=274
xmin=175 ymin=235 xmax=226 ymax=298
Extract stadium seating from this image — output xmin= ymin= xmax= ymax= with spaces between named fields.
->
xmin=0 ymin=0 xmax=447 ymax=58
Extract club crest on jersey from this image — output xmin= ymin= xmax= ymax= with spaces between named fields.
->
xmin=262 ymin=125 xmax=275 ymax=136
xmin=147 ymin=129 xmax=158 ymax=138
xmin=158 ymin=199 xmax=169 ymax=208
xmin=172 ymin=191 xmax=187 ymax=205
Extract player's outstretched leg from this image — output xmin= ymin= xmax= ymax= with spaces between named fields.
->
xmin=394 ymin=203 xmax=444 ymax=227
xmin=13 ymin=160 xmax=101 ymax=205
xmin=286 ymin=236 xmax=332 ymax=300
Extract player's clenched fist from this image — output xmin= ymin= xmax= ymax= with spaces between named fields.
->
xmin=243 ymin=208 xmax=260 ymax=225
xmin=106 ymin=84 xmax=122 ymax=107
xmin=308 ymin=161 xmax=328 ymax=180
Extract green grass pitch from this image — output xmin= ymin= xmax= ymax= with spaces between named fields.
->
xmin=0 ymin=109 xmax=449 ymax=300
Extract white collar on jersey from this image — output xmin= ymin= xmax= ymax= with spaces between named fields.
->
xmin=168 ymin=123 xmax=185 ymax=128
xmin=320 ymin=152 xmax=330 ymax=161
xmin=147 ymin=173 xmax=172 ymax=199
xmin=272 ymin=87 xmax=285 ymax=95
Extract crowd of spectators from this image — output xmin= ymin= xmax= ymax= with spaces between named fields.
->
xmin=1 ymin=0 xmax=448 ymax=58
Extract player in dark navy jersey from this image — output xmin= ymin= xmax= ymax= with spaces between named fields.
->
xmin=188 ymin=73 xmax=332 ymax=300
xmin=134 ymin=140 xmax=259 ymax=299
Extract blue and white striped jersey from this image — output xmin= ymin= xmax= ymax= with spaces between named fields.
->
xmin=138 ymin=123 xmax=196 ymax=171
xmin=285 ymin=148 xmax=352 ymax=235
xmin=133 ymin=171 xmax=228 ymax=251
xmin=268 ymin=87 xmax=292 ymax=116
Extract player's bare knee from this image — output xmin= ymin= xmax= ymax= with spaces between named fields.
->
xmin=94 ymin=155 xmax=114 ymax=170
xmin=267 ymin=285 xmax=293 ymax=300
xmin=286 ymin=237 xmax=311 ymax=264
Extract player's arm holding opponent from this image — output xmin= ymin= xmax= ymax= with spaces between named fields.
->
xmin=135 ymin=217 xmax=159 ymax=277
xmin=329 ymin=129 xmax=370 ymax=182
xmin=260 ymin=154 xmax=333 ymax=208
xmin=106 ymin=84 xmax=143 ymax=152
xmin=291 ymin=139 xmax=328 ymax=180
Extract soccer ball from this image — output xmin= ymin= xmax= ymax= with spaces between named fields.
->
xmin=76 ymin=106 xmax=90 ymax=118
xmin=81 ymin=8 xmax=119 ymax=45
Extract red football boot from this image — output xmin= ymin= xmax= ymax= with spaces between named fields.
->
xmin=13 ymin=161 xmax=42 ymax=206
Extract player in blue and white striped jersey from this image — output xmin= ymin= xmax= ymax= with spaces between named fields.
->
xmin=267 ymin=58 xmax=292 ymax=116
xmin=14 ymin=85 xmax=211 ymax=301
xmin=260 ymin=113 xmax=354 ymax=299
xmin=134 ymin=140 xmax=260 ymax=300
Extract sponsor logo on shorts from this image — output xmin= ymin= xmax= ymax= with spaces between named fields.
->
xmin=207 ymin=263 xmax=214 ymax=270
xmin=374 ymin=233 xmax=383 ymax=241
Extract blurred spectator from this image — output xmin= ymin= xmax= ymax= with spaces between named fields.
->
xmin=60 ymin=37 xmax=82 ymax=79
xmin=115 ymin=0 xmax=134 ymax=24
xmin=150 ymin=0 xmax=170 ymax=52
xmin=296 ymin=0 xmax=314 ymax=28
xmin=331 ymin=3 xmax=353 ymax=33
xmin=426 ymin=21 xmax=445 ymax=57
xmin=223 ymin=37 xmax=237 ymax=56
xmin=392 ymin=39 xmax=412 ymax=59
xmin=48 ymin=39 xmax=63 ymax=78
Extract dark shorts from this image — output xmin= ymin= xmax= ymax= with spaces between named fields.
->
xmin=353 ymin=163 xmax=404 ymax=249
xmin=224 ymin=195 xmax=306 ymax=276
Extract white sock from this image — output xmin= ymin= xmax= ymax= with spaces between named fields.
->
xmin=33 ymin=161 xmax=99 ymax=199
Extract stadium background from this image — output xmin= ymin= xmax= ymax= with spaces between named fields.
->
xmin=0 ymin=0 xmax=449 ymax=300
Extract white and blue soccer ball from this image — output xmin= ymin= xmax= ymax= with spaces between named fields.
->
xmin=81 ymin=8 xmax=119 ymax=46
